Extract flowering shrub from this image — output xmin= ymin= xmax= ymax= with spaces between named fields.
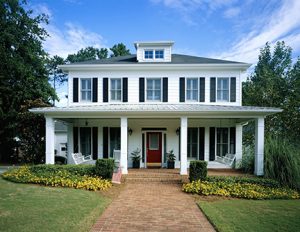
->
xmin=2 ymin=166 xmax=112 ymax=191
xmin=182 ymin=180 xmax=299 ymax=200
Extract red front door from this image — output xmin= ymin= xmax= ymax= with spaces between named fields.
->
xmin=146 ymin=132 xmax=162 ymax=164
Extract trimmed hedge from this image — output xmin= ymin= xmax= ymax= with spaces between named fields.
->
xmin=189 ymin=161 xmax=207 ymax=181
xmin=29 ymin=164 xmax=95 ymax=176
xmin=95 ymin=159 xmax=115 ymax=180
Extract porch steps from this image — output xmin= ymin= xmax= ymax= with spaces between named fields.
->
xmin=123 ymin=169 xmax=187 ymax=184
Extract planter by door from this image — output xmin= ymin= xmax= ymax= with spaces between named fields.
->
xmin=147 ymin=132 xmax=162 ymax=167
xmin=167 ymin=161 xmax=175 ymax=169
xmin=132 ymin=160 xmax=140 ymax=169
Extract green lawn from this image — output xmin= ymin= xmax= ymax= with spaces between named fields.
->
xmin=199 ymin=199 xmax=300 ymax=232
xmin=0 ymin=177 xmax=111 ymax=232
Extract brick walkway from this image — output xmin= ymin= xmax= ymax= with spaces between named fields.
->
xmin=91 ymin=182 xmax=215 ymax=232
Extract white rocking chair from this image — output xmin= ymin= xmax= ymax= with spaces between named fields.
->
xmin=71 ymin=153 xmax=93 ymax=165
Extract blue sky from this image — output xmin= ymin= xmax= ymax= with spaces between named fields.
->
xmin=28 ymin=0 xmax=300 ymax=106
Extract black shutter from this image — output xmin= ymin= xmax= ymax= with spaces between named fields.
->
xmin=199 ymin=77 xmax=205 ymax=102
xmin=73 ymin=78 xmax=79 ymax=102
xmin=199 ymin=127 xmax=205 ymax=160
xmin=73 ymin=127 xmax=78 ymax=153
xmin=103 ymin=78 xmax=108 ymax=102
xmin=122 ymin=77 xmax=128 ymax=102
xmin=209 ymin=127 xmax=215 ymax=161
xmin=139 ymin=77 xmax=145 ymax=102
xmin=179 ymin=77 xmax=185 ymax=102
xmin=163 ymin=77 xmax=168 ymax=102
xmin=230 ymin=77 xmax=236 ymax=102
xmin=210 ymin=77 xmax=216 ymax=102
xmin=92 ymin=127 xmax=98 ymax=160
xmin=230 ymin=127 xmax=236 ymax=154
xmin=92 ymin=78 xmax=98 ymax=102
xmin=103 ymin=127 xmax=109 ymax=158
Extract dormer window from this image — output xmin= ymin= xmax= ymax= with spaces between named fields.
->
xmin=155 ymin=50 xmax=164 ymax=59
xmin=144 ymin=50 xmax=154 ymax=59
xmin=144 ymin=49 xmax=165 ymax=60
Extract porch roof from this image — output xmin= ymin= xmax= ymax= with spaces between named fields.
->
xmin=30 ymin=104 xmax=282 ymax=118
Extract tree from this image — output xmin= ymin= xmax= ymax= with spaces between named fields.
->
xmin=66 ymin=46 xmax=108 ymax=63
xmin=243 ymin=41 xmax=299 ymax=143
xmin=0 ymin=0 xmax=56 ymax=163
xmin=47 ymin=55 xmax=67 ymax=105
xmin=110 ymin=43 xmax=131 ymax=57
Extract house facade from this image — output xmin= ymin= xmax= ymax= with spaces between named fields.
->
xmin=31 ymin=41 xmax=281 ymax=175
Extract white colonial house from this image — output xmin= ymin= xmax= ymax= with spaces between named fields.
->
xmin=31 ymin=41 xmax=281 ymax=175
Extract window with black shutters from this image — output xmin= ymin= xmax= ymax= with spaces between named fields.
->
xmin=188 ymin=128 xmax=198 ymax=159
xmin=110 ymin=78 xmax=122 ymax=101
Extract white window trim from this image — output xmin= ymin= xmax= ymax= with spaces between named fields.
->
xmin=215 ymin=127 xmax=231 ymax=157
xmin=216 ymin=77 xmax=230 ymax=102
xmin=145 ymin=78 xmax=162 ymax=102
xmin=109 ymin=78 xmax=122 ymax=102
xmin=186 ymin=78 xmax=199 ymax=102
xmin=144 ymin=49 xmax=165 ymax=60
xmin=80 ymin=78 xmax=92 ymax=102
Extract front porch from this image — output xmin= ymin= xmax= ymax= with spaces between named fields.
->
xmin=44 ymin=116 xmax=265 ymax=176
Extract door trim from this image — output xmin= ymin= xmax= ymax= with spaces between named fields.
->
xmin=144 ymin=131 xmax=165 ymax=168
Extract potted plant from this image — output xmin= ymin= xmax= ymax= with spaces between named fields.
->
xmin=131 ymin=148 xmax=141 ymax=168
xmin=166 ymin=150 xmax=176 ymax=169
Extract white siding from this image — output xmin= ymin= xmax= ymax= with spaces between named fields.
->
xmin=68 ymin=69 xmax=242 ymax=106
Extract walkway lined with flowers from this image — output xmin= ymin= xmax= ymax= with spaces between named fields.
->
xmin=91 ymin=181 xmax=215 ymax=232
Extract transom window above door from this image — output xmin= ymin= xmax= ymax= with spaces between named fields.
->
xmin=186 ymin=78 xmax=198 ymax=101
xmin=110 ymin=78 xmax=122 ymax=101
xmin=217 ymin=78 xmax=229 ymax=101
xmin=81 ymin=78 xmax=92 ymax=101
xmin=146 ymin=78 xmax=161 ymax=101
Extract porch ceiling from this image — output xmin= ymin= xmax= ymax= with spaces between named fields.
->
xmin=30 ymin=103 xmax=282 ymax=119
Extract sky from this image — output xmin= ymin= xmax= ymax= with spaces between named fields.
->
xmin=28 ymin=0 xmax=300 ymax=106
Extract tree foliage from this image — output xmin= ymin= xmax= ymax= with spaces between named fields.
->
xmin=66 ymin=46 xmax=108 ymax=63
xmin=0 ymin=0 xmax=56 ymax=163
xmin=243 ymin=41 xmax=300 ymax=142
xmin=110 ymin=43 xmax=131 ymax=57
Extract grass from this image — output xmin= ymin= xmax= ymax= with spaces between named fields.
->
xmin=199 ymin=199 xmax=300 ymax=232
xmin=0 ymin=177 xmax=111 ymax=232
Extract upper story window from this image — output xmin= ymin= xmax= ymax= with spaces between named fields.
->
xmin=186 ymin=78 xmax=198 ymax=101
xmin=217 ymin=78 xmax=229 ymax=101
xmin=144 ymin=50 xmax=154 ymax=59
xmin=155 ymin=50 xmax=164 ymax=59
xmin=146 ymin=78 xmax=161 ymax=101
xmin=81 ymin=78 xmax=92 ymax=101
xmin=110 ymin=78 xmax=122 ymax=101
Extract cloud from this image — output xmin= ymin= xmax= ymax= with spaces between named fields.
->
xmin=223 ymin=7 xmax=240 ymax=18
xmin=31 ymin=3 xmax=53 ymax=19
xmin=151 ymin=0 xmax=236 ymax=25
xmin=43 ymin=23 xmax=107 ymax=58
xmin=215 ymin=0 xmax=300 ymax=63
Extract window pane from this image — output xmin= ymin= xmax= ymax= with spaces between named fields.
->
xmin=217 ymin=79 xmax=222 ymax=90
xmin=147 ymin=90 xmax=153 ymax=100
xmin=149 ymin=133 xmax=159 ymax=150
xmin=154 ymin=79 xmax=161 ymax=89
xmin=186 ymin=91 xmax=191 ymax=100
xmin=223 ymin=90 xmax=229 ymax=101
xmin=192 ymin=90 xmax=197 ymax=100
xmin=154 ymin=90 xmax=160 ymax=100
xmin=147 ymin=79 xmax=153 ymax=90
xmin=80 ymin=127 xmax=91 ymax=157
xmin=223 ymin=79 xmax=229 ymax=89
xmin=117 ymin=91 xmax=121 ymax=100
xmin=187 ymin=79 xmax=191 ymax=89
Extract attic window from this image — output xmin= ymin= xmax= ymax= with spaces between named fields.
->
xmin=144 ymin=50 xmax=153 ymax=59
xmin=155 ymin=50 xmax=164 ymax=59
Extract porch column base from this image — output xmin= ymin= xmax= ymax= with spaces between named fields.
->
xmin=180 ymin=117 xmax=188 ymax=175
xmin=45 ymin=117 xmax=55 ymax=164
xmin=254 ymin=117 xmax=264 ymax=176
xmin=120 ymin=117 xmax=128 ymax=174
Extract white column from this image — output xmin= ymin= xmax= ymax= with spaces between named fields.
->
xmin=67 ymin=123 xmax=73 ymax=164
xmin=45 ymin=116 xmax=55 ymax=164
xmin=120 ymin=117 xmax=128 ymax=174
xmin=254 ymin=117 xmax=264 ymax=176
xmin=235 ymin=124 xmax=243 ymax=169
xmin=180 ymin=117 xmax=188 ymax=175
xmin=204 ymin=126 xmax=210 ymax=161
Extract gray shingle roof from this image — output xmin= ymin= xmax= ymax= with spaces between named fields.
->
xmin=64 ymin=54 xmax=247 ymax=65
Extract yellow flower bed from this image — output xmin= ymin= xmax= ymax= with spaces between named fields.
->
xmin=2 ymin=166 xmax=112 ymax=191
xmin=183 ymin=180 xmax=300 ymax=200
